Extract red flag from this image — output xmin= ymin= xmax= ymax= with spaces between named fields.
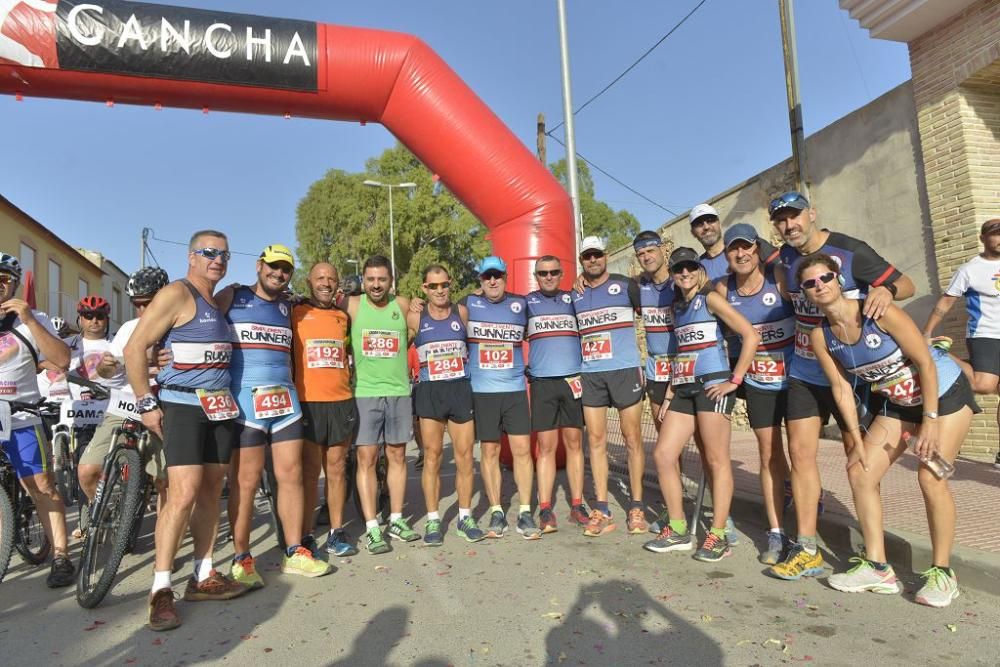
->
xmin=22 ymin=270 xmax=36 ymax=309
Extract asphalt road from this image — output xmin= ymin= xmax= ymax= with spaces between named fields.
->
xmin=1 ymin=444 xmax=997 ymax=666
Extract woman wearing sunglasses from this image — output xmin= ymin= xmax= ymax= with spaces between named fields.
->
xmin=644 ymin=247 xmax=759 ymax=562
xmin=799 ymin=254 xmax=978 ymax=608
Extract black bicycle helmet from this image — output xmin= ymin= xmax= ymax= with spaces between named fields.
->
xmin=0 ymin=252 xmax=22 ymax=282
xmin=126 ymin=267 xmax=169 ymax=298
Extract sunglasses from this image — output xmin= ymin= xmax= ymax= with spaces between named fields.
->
xmin=80 ymin=311 xmax=108 ymax=321
xmin=192 ymin=247 xmax=231 ymax=262
xmin=800 ymin=272 xmax=837 ymax=290
xmin=580 ymin=251 xmax=605 ymax=261
xmin=0 ymin=274 xmax=16 ymax=286
xmin=424 ymin=281 xmax=451 ymax=291
xmin=264 ymin=260 xmax=293 ymax=274
xmin=690 ymin=216 xmax=719 ymax=229
xmin=535 ymin=269 xmax=562 ymax=278
xmin=768 ymin=191 xmax=808 ymax=216
xmin=671 ymin=262 xmax=700 ymax=274
xmin=480 ymin=271 xmax=505 ymax=281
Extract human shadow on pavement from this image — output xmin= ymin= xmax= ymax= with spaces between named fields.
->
xmin=325 ymin=605 xmax=449 ymax=667
xmin=546 ymin=578 xmax=723 ymax=665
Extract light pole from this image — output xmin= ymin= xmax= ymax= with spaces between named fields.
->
xmin=363 ymin=180 xmax=417 ymax=283
xmin=345 ymin=258 xmax=360 ymax=276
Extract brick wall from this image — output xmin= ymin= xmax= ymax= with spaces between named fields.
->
xmin=910 ymin=0 xmax=1000 ymax=459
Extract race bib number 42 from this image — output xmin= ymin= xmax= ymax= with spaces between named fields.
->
xmin=581 ymin=332 xmax=612 ymax=362
xmin=252 ymin=385 xmax=295 ymax=419
xmin=871 ymin=367 xmax=923 ymax=407
xmin=196 ymin=388 xmax=239 ymax=421
xmin=362 ymin=330 xmax=400 ymax=358
xmin=306 ymin=339 xmax=345 ymax=368
xmin=478 ymin=342 xmax=513 ymax=370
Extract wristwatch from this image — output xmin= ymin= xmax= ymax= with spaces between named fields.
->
xmin=923 ymin=411 xmax=938 ymax=420
xmin=136 ymin=393 xmax=159 ymax=414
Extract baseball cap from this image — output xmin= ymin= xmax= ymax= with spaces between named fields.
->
xmin=580 ymin=236 xmax=607 ymax=255
xmin=689 ymin=204 xmax=719 ymax=224
xmin=259 ymin=244 xmax=295 ymax=267
xmin=477 ymin=255 xmax=507 ymax=275
xmin=981 ymin=219 xmax=1000 ymax=235
xmin=768 ymin=191 xmax=810 ymax=219
xmin=724 ymin=223 xmax=759 ymax=248
xmin=668 ymin=246 xmax=701 ymax=271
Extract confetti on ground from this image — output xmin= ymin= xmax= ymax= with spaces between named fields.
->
xmin=947 ymin=624 xmax=957 ymax=633
xmin=701 ymin=615 xmax=713 ymax=623
xmin=374 ymin=565 xmax=389 ymax=573
xmin=542 ymin=612 xmax=564 ymax=620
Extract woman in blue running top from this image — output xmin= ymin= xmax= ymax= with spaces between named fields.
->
xmin=800 ymin=253 xmax=978 ymax=609
xmin=645 ymin=247 xmax=758 ymax=563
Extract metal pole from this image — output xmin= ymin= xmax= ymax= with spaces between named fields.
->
xmin=387 ymin=185 xmax=396 ymax=285
xmin=556 ymin=0 xmax=582 ymax=266
xmin=141 ymin=228 xmax=149 ymax=269
xmin=779 ymin=0 xmax=809 ymax=198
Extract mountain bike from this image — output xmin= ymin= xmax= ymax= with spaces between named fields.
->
xmin=52 ymin=375 xmax=110 ymax=531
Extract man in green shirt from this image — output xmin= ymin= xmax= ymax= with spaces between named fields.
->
xmin=346 ymin=255 xmax=417 ymax=554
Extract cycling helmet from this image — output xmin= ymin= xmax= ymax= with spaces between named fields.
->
xmin=78 ymin=295 xmax=110 ymax=313
xmin=50 ymin=315 xmax=65 ymax=331
xmin=0 ymin=252 xmax=22 ymax=282
xmin=126 ymin=266 xmax=169 ymax=298
xmin=340 ymin=275 xmax=363 ymax=297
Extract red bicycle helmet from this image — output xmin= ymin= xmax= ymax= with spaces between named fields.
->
xmin=78 ymin=295 xmax=110 ymax=313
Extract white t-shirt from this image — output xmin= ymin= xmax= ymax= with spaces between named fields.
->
xmin=945 ymin=255 xmax=1000 ymax=339
xmin=0 ymin=310 xmax=57 ymax=426
xmin=64 ymin=333 xmax=127 ymax=396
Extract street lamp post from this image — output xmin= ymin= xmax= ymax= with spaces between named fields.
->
xmin=363 ymin=180 xmax=417 ymax=284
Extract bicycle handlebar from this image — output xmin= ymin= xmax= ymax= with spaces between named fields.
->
xmin=65 ymin=375 xmax=111 ymax=401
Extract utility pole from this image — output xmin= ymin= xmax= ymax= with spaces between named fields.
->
xmin=779 ymin=0 xmax=809 ymax=198
xmin=141 ymin=228 xmax=150 ymax=269
xmin=556 ymin=0 xmax=583 ymax=265
xmin=537 ymin=113 xmax=546 ymax=164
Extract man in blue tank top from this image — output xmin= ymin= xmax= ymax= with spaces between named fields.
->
xmin=462 ymin=255 xmax=542 ymax=540
xmin=219 ymin=244 xmax=331 ymax=589
xmin=125 ymin=230 xmax=247 ymax=632
xmin=690 ymin=203 xmax=780 ymax=282
xmin=767 ymin=191 xmax=915 ymax=583
xmin=526 ymin=255 xmax=587 ymax=533
xmin=572 ymin=236 xmax=647 ymax=537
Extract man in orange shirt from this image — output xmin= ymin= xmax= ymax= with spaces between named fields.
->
xmin=293 ymin=262 xmax=359 ymax=557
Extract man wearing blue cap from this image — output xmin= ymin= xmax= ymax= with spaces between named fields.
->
xmin=460 ymin=256 xmax=542 ymax=540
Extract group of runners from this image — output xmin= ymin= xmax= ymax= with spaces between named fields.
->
xmin=1 ymin=191 xmax=998 ymax=632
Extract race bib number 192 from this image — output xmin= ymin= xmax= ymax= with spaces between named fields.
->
xmin=306 ymin=339 xmax=345 ymax=368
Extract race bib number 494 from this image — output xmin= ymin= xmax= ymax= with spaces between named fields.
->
xmin=362 ymin=330 xmax=400 ymax=358
xmin=252 ymin=385 xmax=295 ymax=419
xmin=306 ymin=339 xmax=345 ymax=368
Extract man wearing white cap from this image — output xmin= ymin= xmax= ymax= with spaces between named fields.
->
xmin=690 ymin=203 xmax=779 ymax=282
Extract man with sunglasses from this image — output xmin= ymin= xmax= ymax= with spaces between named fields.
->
xmin=767 ymin=191 xmax=914 ymax=583
xmin=690 ymin=203 xmax=779 ymax=282
xmin=408 ymin=264 xmax=485 ymax=545
xmin=0 ymin=250 xmax=75 ymax=588
xmin=526 ymin=256 xmax=587 ymax=533
xmin=125 ymin=230 xmax=247 ymax=632
xmin=462 ymin=255 xmax=541 ymax=539
xmin=219 ymin=243 xmax=331 ymax=587
xmin=573 ymin=236 xmax=647 ymax=536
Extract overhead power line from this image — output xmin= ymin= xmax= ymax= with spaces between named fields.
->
xmin=148 ymin=231 xmax=259 ymax=257
xmin=548 ymin=0 xmax=709 ymax=135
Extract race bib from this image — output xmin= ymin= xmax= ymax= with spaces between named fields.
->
xmin=566 ymin=375 xmax=583 ymax=399
xmin=362 ymin=330 xmax=400 ymax=358
xmin=195 ymin=388 xmax=239 ymax=421
xmin=59 ymin=399 xmax=107 ymax=427
xmin=0 ymin=401 xmax=10 ymax=441
xmin=670 ymin=353 xmax=697 ymax=385
xmin=653 ymin=355 xmax=673 ymax=383
xmin=748 ymin=352 xmax=786 ymax=384
xmin=581 ymin=332 xmax=613 ymax=362
xmin=478 ymin=342 xmax=513 ymax=370
xmin=794 ymin=323 xmax=816 ymax=360
xmin=871 ymin=366 xmax=923 ymax=407
xmin=428 ymin=351 xmax=465 ymax=381
xmin=0 ymin=381 xmax=14 ymax=397
xmin=106 ymin=387 xmax=140 ymax=420
xmin=306 ymin=339 xmax=345 ymax=368
xmin=252 ymin=385 xmax=295 ymax=419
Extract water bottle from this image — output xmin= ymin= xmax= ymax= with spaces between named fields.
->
xmin=902 ymin=431 xmax=955 ymax=480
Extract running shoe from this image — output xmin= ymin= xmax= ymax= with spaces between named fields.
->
xmin=693 ymin=532 xmax=731 ymax=562
xmin=456 ymin=516 xmax=486 ymax=542
xmin=516 ymin=511 xmax=542 ymax=540
xmin=627 ymin=508 xmax=648 ymax=534
xmin=423 ymin=519 xmax=444 ymax=546
xmin=583 ymin=510 xmax=616 ymax=537
xmin=366 ymin=526 xmax=391 ymax=555
xmin=46 ymin=555 xmax=75 ymax=588
xmin=828 ymin=557 xmax=901 ymax=594
xmin=486 ymin=510 xmax=508 ymax=538
xmin=539 ymin=508 xmax=558 ymax=534
xmin=929 ymin=335 xmax=953 ymax=353
xmin=648 ymin=508 xmax=669 ymax=534
xmin=183 ymin=570 xmax=248 ymax=601
xmin=148 ymin=588 xmax=181 ymax=632
xmin=724 ymin=516 xmax=740 ymax=546
xmin=767 ymin=544 xmax=825 ymax=581
xmin=569 ymin=504 xmax=590 ymax=526
xmin=282 ymin=546 xmax=334 ymax=577
xmin=643 ymin=526 xmax=694 ymax=553
xmin=230 ymin=554 xmax=264 ymax=590
xmin=326 ymin=529 xmax=359 ymax=557
xmin=758 ymin=531 xmax=789 ymax=566
xmin=301 ymin=534 xmax=323 ymax=559
xmin=915 ymin=566 xmax=960 ymax=608
xmin=387 ymin=517 xmax=420 ymax=542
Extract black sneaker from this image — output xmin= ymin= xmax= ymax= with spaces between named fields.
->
xmin=46 ymin=555 xmax=76 ymax=588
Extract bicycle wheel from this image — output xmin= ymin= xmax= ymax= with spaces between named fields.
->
xmin=76 ymin=448 xmax=144 ymax=609
xmin=14 ymin=492 xmax=51 ymax=565
xmin=261 ymin=452 xmax=286 ymax=551
xmin=0 ymin=487 xmax=14 ymax=583
xmin=52 ymin=432 xmax=76 ymax=507
xmin=124 ymin=481 xmax=152 ymax=555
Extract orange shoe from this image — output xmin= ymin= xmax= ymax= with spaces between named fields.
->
xmin=626 ymin=508 xmax=648 ymax=534
xmin=583 ymin=510 xmax=616 ymax=537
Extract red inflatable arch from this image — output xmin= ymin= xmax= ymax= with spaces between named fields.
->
xmin=0 ymin=0 xmax=575 ymax=291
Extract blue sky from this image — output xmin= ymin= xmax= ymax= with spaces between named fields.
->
xmin=0 ymin=0 xmax=911 ymax=284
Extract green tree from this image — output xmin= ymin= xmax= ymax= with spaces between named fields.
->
xmin=294 ymin=143 xmax=490 ymax=297
xmin=550 ymin=159 xmax=640 ymax=251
